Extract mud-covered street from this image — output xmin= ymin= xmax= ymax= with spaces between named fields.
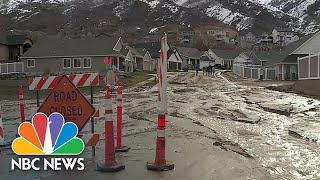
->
xmin=170 ymin=72 xmax=320 ymax=179
xmin=1 ymin=72 xmax=320 ymax=180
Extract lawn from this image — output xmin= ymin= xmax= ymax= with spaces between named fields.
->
xmin=121 ymin=71 xmax=156 ymax=88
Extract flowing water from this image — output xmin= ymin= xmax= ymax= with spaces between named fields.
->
xmin=175 ymin=74 xmax=320 ymax=180
xmin=1 ymin=73 xmax=320 ymax=179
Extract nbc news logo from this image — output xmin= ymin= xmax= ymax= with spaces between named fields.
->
xmin=11 ymin=113 xmax=85 ymax=171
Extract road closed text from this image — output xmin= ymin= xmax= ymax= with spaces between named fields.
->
xmin=49 ymin=91 xmax=83 ymax=117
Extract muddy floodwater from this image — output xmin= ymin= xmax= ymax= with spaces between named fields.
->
xmin=1 ymin=72 xmax=320 ymax=179
xmin=171 ymin=72 xmax=320 ymax=179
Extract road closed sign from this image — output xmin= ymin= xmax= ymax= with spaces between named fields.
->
xmin=38 ymin=75 xmax=95 ymax=132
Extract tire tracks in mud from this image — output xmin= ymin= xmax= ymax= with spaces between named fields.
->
xmin=169 ymin=92 xmax=255 ymax=159
xmin=122 ymin=73 xmax=259 ymax=159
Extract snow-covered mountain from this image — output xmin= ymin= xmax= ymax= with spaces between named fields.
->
xmin=170 ymin=0 xmax=319 ymax=34
xmin=170 ymin=0 xmax=290 ymax=33
xmin=268 ymin=0 xmax=320 ymax=34
xmin=0 ymin=0 xmax=319 ymax=38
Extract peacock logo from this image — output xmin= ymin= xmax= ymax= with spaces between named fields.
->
xmin=12 ymin=112 xmax=84 ymax=155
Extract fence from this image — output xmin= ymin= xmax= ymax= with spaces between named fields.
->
xmin=233 ymin=64 xmax=276 ymax=80
xmin=298 ymin=53 xmax=320 ymax=80
xmin=0 ymin=62 xmax=24 ymax=75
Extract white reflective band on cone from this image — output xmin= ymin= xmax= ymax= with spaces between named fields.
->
xmin=117 ymin=100 xmax=122 ymax=106
xmin=105 ymin=113 xmax=113 ymax=121
xmin=157 ymin=129 xmax=165 ymax=138
xmin=19 ymin=95 xmax=23 ymax=99
xmin=105 ymin=100 xmax=112 ymax=111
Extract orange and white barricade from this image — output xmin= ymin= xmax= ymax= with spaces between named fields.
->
xmin=78 ymin=133 xmax=100 ymax=147
xmin=28 ymin=73 xmax=99 ymax=90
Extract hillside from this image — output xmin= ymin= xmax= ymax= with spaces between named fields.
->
xmin=0 ymin=0 xmax=319 ymax=41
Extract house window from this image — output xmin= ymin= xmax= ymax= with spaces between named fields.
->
xmin=27 ymin=59 xmax=35 ymax=68
xmin=83 ymin=57 xmax=91 ymax=68
xmin=73 ymin=58 xmax=81 ymax=68
xmin=63 ymin=58 xmax=71 ymax=69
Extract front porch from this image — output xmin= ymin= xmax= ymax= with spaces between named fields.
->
xmin=274 ymin=64 xmax=298 ymax=80
xmin=112 ymin=56 xmax=134 ymax=72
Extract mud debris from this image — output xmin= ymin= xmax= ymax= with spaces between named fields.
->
xmin=212 ymin=140 xmax=254 ymax=158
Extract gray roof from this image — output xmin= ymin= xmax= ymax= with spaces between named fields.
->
xmin=168 ymin=47 xmax=184 ymax=60
xmin=242 ymin=51 xmax=273 ymax=65
xmin=275 ymin=27 xmax=292 ymax=32
xmin=173 ymin=46 xmax=203 ymax=59
xmin=212 ymin=49 xmax=242 ymax=60
xmin=21 ymin=36 xmax=121 ymax=58
xmin=0 ymin=33 xmax=30 ymax=46
xmin=121 ymin=46 xmax=144 ymax=58
xmin=264 ymin=33 xmax=316 ymax=67
xmin=132 ymin=42 xmax=161 ymax=58
xmin=135 ymin=48 xmax=146 ymax=57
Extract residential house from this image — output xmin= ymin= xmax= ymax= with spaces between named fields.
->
xmin=173 ymin=46 xmax=203 ymax=69
xmin=0 ymin=33 xmax=33 ymax=63
xmin=195 ymin=26 xmax=234 ymax=45
xmin=199 ymin=51 xmax=215 ymax=69
xmin=176 ymin=27 xmax=196 ymax=45
xmin=20 ymin=36 xmax=135 ymax=75
xmin=134 ymin=48 xmax=155 ymax=71
xmin=168 ymin=48 xmax=183 ymax=70
xmin=119 ymin=45 xmax=155 ymax=72
xmin=205 ymin=27 xmax=229 ymax=43
xmin=238 ymin=32 xmax=257 ymax=48
xmin=132 ymin=42 xmax=184 ymax=71
xmin=234 ymin=51 xmax=272 ymax=66
xmin=206 ymin=49 xmax=242 ymax=69
xmin=272 ymin=28 xmax=299 ymax=46
xmin=257 ymin=32 xmax=273 ymax=44
xmin=264 ymin=31 xmax=320 ymax=80
xmin=132 ymin=42 xmax=161 ymax=70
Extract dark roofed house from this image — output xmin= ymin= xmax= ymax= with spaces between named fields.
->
xmin=274 ymin=27 xmax=292 ymax=32
xmin=265 ymin=31 xmax=320 ymax=80
xmin=167 ymin=47 xmax=184 ymax=70
xmin=129 ymin=47 xmax=155 ymax=71
xmin=207 ymin=49 xmax=242 ymax=69
xmin=0 ymin=33 xmax=33 ymax=63
xmin=199 ymin=51 xmax=215 ymax=70
xmin=234 ymin=51 xmax=272 ymax=66
xmin=132 ymin=42 xmax=161 ymax=59
xmin=132 ymin=42 xmax=161 ymax=70
xmin=133 ymin=42 xmax=185 ymax=71
xmin=20 ymin=36 xmax=135 ymax=75
xmin=173 ymin=46 xmax=203 ymax=69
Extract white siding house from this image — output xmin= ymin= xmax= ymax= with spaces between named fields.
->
xmin=272 ymin=28 xmax=299 ymax=46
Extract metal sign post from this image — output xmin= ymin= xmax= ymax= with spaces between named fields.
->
xmin=0 ymin=106 xmax=4 ymax=144
xmin=90 ymin=86 xmax=95 ymax=156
